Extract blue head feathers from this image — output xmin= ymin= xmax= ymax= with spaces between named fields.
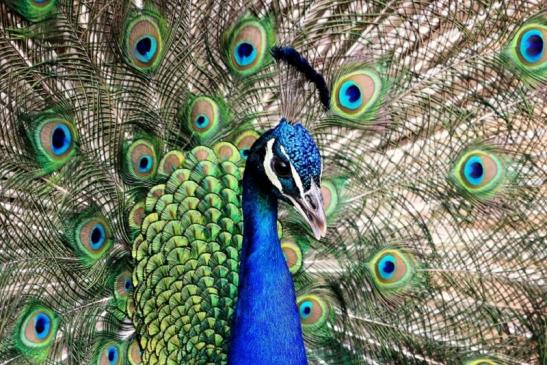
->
xmin=269 ymin=119 xmax=322 ymax=190
xmin=246 ymin=118 xmax=326 ymax=240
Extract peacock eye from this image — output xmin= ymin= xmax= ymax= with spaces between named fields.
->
xmin=124 ymin=139 xmax=158 ymax=181
xmin=121 ymin=9 xmax=166 ymax=73
xmin=96 ymin=342 xmax=123 ymax=365
xmin=450 ymin=149 xmax=505 ymax=200
xmin=331 ymin=67 xmax=385 ymax=122
xmin=281 ymin=241 xmax=303 ymax=274
xmin=15 ymin=304 xmax=59 ymax=361
xmin=180 ymin=96 xmax=229 ymax=144
xmin=127 ymin=339 xmax=143 ymax=365
xmin=73 ymin=216 xmax=113 ymax=265
xmin=225 ymin=16 xmax=275 ymax=76
xmin=368 ymin=249 xmax=416 ymax=292
xmin=271 ymin=157 xmax=291 ymax=178
xmin=503 ymin=20 xmax=546 ymax=80
xmin=30 ymin=115 xmax=78 ymax=173
xmin=5 ymin=0 xmax=56 ymax=22
xmin=517 ymin=27 xmax=545 ymax=65
xmin=234 ymin=130 xmax=260 ymax=160
xmin=115 ymin=271 xmax=133 ymax=298
xmin=297 ymin=295 xmax=329 ymax=330
xmin=39 ymin=121 xmax=76 ymax=158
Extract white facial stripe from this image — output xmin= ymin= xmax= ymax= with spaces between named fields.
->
xmin=264 ymin=139 xmax=283 ymax=193
xmin=279 ymin=145 xmax=305 ymax=199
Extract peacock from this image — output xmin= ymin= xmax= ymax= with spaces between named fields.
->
xmin=0 ymin=0 xmax=545 ymax=364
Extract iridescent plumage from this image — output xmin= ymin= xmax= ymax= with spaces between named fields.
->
xmin=0 ymin=1 xmax=545 ymax=365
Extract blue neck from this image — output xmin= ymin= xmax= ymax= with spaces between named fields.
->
xmin=228 ymin=171 xmax=307 ymax=365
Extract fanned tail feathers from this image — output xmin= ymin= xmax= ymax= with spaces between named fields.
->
xmin=0 ymin=0 xmax=545 ymax=364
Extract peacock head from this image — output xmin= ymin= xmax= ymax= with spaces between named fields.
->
xmin=246 ymin=119 xmax=326 ymax=239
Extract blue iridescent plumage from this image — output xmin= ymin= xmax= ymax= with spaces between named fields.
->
xmin=229 ymin=120 xmax=323 ymax=365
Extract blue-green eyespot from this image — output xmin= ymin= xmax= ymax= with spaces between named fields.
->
xmin=28 ymin=114 xmax=78 ymax=173
xmin=225 ymin=16 xmax=275 ymax=76
xmin=368 ymin=248 xmax=416 ymax=293
xmin=297 ymin=295 xmax=329 ymax=330
xmin=13 ymin=304 xmax=59 ymax=362
xmin=123 ymin=139 xmax=159 ymax=182
xmin=121 ymin=8 xmax=167 ymax=72
xmin=95 ymin=341 xmax=123 ymax=365
xmin=450 ymin=149 xmax=506 ymax=200
xmin=331 ymin=67 xmax=386 ymax=122
xmin=502 ymin=17 xmax=546 ymax=83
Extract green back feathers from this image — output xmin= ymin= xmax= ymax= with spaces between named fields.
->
xmin=131 ymin=143 xmax=244 ymax=364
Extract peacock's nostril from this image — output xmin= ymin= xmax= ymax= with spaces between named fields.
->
xmin=306 ymin=195 xmax=318 ymax=210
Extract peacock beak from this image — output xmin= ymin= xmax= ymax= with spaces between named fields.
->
xmin=291 ymin=181 xmax=327 ymax=240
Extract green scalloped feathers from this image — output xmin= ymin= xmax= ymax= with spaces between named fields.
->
xmin=23 ymin=110 xmax=79 ymax=174
xmin=178 ymin=95 xmax=232 ymax=144
xmin=158 ymin=150 xmax=185 ymax=177
xmin=93 ymin=341 xmax=125 ymax=365
xmin=4 ymin=0 xmax=57 ymax=22
xmin=65 ymin=210 xmax=113 ymax=266
xmin=131 ymin=142 xmax=245 ymax=363
xmin=223 ymin=15 xmax=276 ymax=76
xmin=366 ymin=248 xmax=420 ymax=297
xmin=502 ymin=16 xmax=546 ymax=86
xmin=128 ymin=201 xmax=146 ymax=237
xmin=330 ymin=63 xmax=390 ymax=124
xmin=121 ymin=135 xmax=161 ymax=184
xmin=449 ymin=147 xmax=509 ymax=201
xmin=120 ymin=5 xmax=168 ymax=73
xmin=13 ymin=304 xmax=59 ymax=363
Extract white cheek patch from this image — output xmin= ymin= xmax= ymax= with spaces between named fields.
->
xmin=264 ymin=139 xmax=283 ymax=193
